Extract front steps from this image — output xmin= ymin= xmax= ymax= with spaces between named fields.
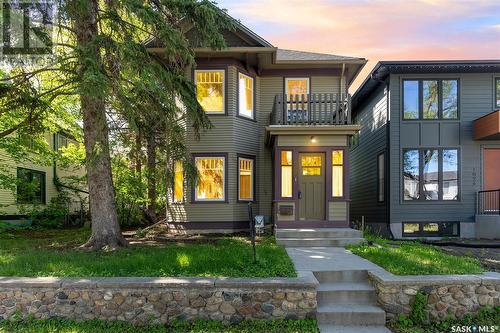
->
xmin=276 ymin=228 xmax=364 ymax=247
xmin=314 ymin=270 xmax=390 ymax=333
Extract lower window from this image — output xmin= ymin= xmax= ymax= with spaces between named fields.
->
xmin=17 ymin=168 xmax=46 ymax=204
xmin=194 ymin=155 xmax=226 ymax=201
xmin=238 ymin=156 xmax=254 ymax=201
xmin=402 ymin=222 xmax=460 ymax=237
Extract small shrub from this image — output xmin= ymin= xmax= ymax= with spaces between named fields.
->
xmin=409 ymin=290 xmax=428 ymax=325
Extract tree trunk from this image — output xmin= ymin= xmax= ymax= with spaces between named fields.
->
xmin=146 ymin=131 xmax=157 ymax=222
xmin=135 ymin=129 xmax=142 ymax=176
xmin=70 ymin=0 xmax=126 ymax=249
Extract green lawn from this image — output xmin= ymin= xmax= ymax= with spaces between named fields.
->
xmin=391 ymin=306 xmax=500 ymax=333
xmin=0 ymin=228 xmax=296 ymax=278
xmin=0 ymin=319 xmax=318 ymax=333
xmin=348 ymin=234 xmax=484 ymax=275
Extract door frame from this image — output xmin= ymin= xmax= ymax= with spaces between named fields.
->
xmin=298 ymin=152 xmax=326 ymax=221
xmin=481 ymin=145 xmax=500 ymax=190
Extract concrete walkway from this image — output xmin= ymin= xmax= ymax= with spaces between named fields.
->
xmin=286 ymin=247 xmax=390 ymax=333
xmin=286 ymin=247 xmax=384 ymax=272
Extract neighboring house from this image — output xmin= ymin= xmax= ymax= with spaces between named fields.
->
xmin=351 ymin=60 xmax=500 ymax=239
xmin=146 ymin=15 xmax=366 ymax=232
xmin=0 ymin=132 xmax=88 ymax=224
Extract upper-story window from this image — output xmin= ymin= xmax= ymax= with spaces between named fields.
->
xmin=403 ymin=79 xmax=458 ymax=120
xmin=238 ymin=73 xmax=254 ymax=119
xmin=495 ymin=77 xmax=500 ymax=109
xmin=195 ymin=70 xmax=225 ymax=114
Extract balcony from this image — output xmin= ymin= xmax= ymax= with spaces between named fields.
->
xmin=270 ymin=93 xmax=352 ymax=126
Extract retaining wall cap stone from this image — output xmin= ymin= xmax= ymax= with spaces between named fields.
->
xmin=94 ymin=277 xmax=217 ymax=288
xmin=215 ymin=271 xmax=318 ymax=289
xmin=368 ymin=270 xmax=499 ymax=286
xmin=0 ymin=277 xmax=63 ymax=288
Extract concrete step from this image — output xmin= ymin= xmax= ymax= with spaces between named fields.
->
xmin=314 ymin=270 xmax=369 ymax=283
xmin=276 ymin=237 xmax=364 ymax=247
xmin=276 ymin=228 xmax=363 ymax=239
xmin=317 ymin=304 xmax=386 ymax=326
xmin=318 ymin=324 xmax=391 ymax=333
xmin=317 ymin=282 xmax=377 ymax=305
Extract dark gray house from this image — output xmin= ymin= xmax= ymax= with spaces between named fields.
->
xmin=146 ymin=14 xmax=366 ymax=233
xmin=351 ymin=61 xmax=500 ymax=239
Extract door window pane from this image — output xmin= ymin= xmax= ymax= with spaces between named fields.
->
xmin=443 ymin=149 xmax=458 ymax=200
xmin=238 ymin=73 xmax=254 ymax=118
xmin=174 ymin=161 xmax=183 ymax=202
xmin=423 ymin=150 xmax=439 ymax=200
xmin=403 ymin=150 xmax=420 ymax=200
xmin=423 ymin=80 xmax=438 ymax=119
xmin=301 ymin=155 xmax=321 ymax=176
xmin=239 ymin=158 xmax=254 ymax=201
xmin=332 ymin=150 xmax=343 ymax=197
xmin=196 ymin=70 xmax=224 ymax=113
xmin=442 ymin=80 xmax=458 ymax=119
xmin=286 ymin=78 xmax=309 ymax=121
xmin=403 ymin=81 xmax=419 ymax=119
xmin=281 ymin=151 xmax=293 ymax=198
xmin=195 ymin=157 xmax=225 ymax=201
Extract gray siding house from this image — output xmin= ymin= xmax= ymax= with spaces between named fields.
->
xmin=351 ymin=61 xmax=500 ymax=239
xmin=146 ymin=15 xmax=366 ymax=232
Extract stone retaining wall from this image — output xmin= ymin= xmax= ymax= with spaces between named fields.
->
xmin=0 ymin=272 xmax=318 ymax=324
xmin=368 ymin=270 xmax=500 ymax=321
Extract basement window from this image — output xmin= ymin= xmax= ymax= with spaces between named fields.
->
xmin=402 ymin=222 xmax=459 ymax=237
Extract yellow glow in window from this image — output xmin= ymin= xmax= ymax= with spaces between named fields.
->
xmin=174 ymin=161 xmax=183 ymax=202
xmin=301 ymin=155 xmax=322 ymax=176
xmin=195 ymin=157 xmax=225 ymax=200
xmin=332 ymin=150 xmax=344 ymax=197
xmin=281 ymin=151 xmax=293 ymax=198
xmin=196 ymin=70 xmax=224 ymax=113
xmin=239 ymin=158 xmax=253 ymax=201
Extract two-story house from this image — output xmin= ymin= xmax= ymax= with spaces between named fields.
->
xmin=0 ymin=132 xmax=88 ymax=225
xmin=351 ymin=61 xmax=500 ymax=239
xmin=146 ymin=15 xmax=366 ymax=234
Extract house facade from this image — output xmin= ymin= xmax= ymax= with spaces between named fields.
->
xmin=0 ymin=133 xmax=88 ymax=224
xmin=351 ymin=61 xmax=500 ymax=239
xmin=147 ymin=18 xmax=366 ymax=232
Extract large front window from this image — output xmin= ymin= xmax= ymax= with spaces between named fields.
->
xmin=403 ymin=79 xmax=458 ymax=119
xmin=281 ymin=151 xmax=293 ymax=198
xmin=403 ymin=149 xmax=459 ymax=201
xmin=238 ymin=73 xmax=254 ymax=119
xmin=238 ymin=157 xmax=254 ymax=201
xmin=195 ymin=156 xmax=225 ymax=201
xmin=17 ymin=168 xmax=46 ymax=204
xmin=195 ymin=70 xmax=225 ymax=114
xmin=332 ymin=150 xmax=343 ymax=197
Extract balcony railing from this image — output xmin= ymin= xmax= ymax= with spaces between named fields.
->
xmin=477 ymin=189 xmax=500 ymax=215
xmin=270 ymin=93 xmax=352 ymax=126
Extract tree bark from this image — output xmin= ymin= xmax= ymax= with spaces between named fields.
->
xmin=70 ymin=0 xmax=126 ymax=249
xmin=146 ymin=130 xmax=157 ymax=222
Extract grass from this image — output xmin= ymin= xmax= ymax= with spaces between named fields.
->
xmin=391 ymin=306 xmax=500 ymax=333
xmin=348 ymin=234 xmax=485 ymax=275
xmin=0 ymin=228 xmax=296 ymax=278
xmin=0 ymin=319 xmax=319 ymax=333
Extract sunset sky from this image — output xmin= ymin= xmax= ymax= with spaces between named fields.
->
xmin=217 ymin=0 xmax=500 ymax=91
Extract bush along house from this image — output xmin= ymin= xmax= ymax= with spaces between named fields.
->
xmin=351 ymin=60 xmax=500 ymax=239
xmin=145 ymin=12 xmax=366 ymax=240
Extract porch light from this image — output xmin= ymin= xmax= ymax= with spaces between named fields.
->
xmin=310 ymin=136 xmax=317 ymax=143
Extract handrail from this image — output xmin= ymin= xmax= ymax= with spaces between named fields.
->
xmin=270 ymin=93 xmax=352 ymax=126
xmin=477 ymin=189 xmax=500 ymax=215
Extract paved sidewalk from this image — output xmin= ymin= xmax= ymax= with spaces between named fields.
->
xmin=286 ymin=247 xmax=384 ymax=272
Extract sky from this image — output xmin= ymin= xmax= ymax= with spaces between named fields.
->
xmin=216 ymin=0 xmax=500 ymax=91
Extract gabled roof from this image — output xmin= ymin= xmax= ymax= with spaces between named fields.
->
xmin=352 ymin=60 xmax=500 ymax=111
xmin=276 ymin=49 xmax=365 ymax=63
